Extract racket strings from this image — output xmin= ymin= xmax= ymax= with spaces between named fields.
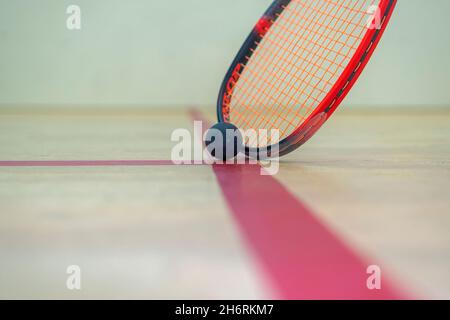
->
xmin=255 ymin=0 xmax=374 ymax=144
xmin=243 ymin=0 xmax=371 ymax=137
xmin=229 ymin=0 xmax=379 ymax=147
xmin=272 ymin=0 xmax=371 ymax=132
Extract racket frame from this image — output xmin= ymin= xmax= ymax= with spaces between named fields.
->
xmin=217 ymin=0 xmax=397 ymax=158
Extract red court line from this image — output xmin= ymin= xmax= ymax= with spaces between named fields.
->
xmin=0 ymin=160 xmax=178 ymax=167
xmin=189 ymin=108 xmax=407 ymax=300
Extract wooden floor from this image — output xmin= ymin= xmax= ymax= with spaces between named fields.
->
xmin=0 ymin=106 xmax=449 ymax=299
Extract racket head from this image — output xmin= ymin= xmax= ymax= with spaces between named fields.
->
xmin=217 ymin=0 xmax=397 ymax=159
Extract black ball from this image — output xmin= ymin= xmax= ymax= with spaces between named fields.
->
xmin=205 ymin=122 xmax=243 ymax=161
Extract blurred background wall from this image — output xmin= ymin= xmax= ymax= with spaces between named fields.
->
xmin=0 ymin=0 xmax=449 ymax=108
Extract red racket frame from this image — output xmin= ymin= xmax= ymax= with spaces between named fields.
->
xmin=217 ymin=0 xmax=397 ymax=158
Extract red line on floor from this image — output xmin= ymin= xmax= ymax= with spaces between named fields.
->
xmin=0 ymin=160 xmax=179 ymax=167
xmin=189 ymin=108 xmax=406 ymax=300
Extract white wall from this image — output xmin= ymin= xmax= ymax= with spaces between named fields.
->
xmin=0 ymin=0 xmax=449 ymax=107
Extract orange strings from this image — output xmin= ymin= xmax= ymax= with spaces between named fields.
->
xmin=229 ymin=0 xmax=378 ymax=147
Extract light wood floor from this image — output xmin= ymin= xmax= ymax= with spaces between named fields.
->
xmin=0 ymin=106 xmax=449 ymax=299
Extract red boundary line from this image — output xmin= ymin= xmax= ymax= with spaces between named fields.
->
xmin=0 ymin=160 xmax=188 ymax=167
xmin=189 ymin=108 xmax=407 ymax=300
